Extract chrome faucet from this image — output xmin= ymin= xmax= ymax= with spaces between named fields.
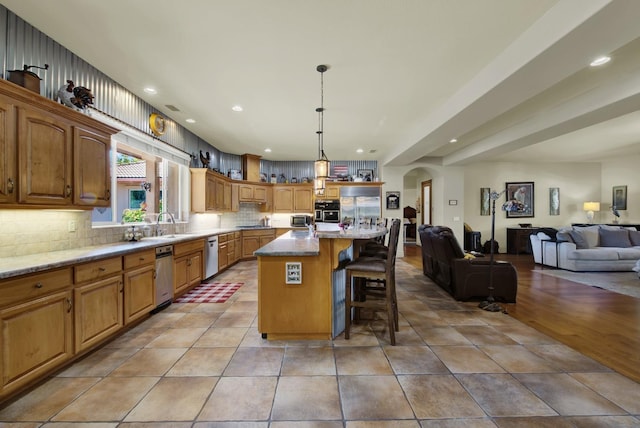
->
xmin=156 ymin=211 xmax=176 ymax=236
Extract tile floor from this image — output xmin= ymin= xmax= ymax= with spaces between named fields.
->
xmin=2 ymin=259 xmax=640 ymax=427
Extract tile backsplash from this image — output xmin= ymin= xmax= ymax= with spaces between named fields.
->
xmin=0 ymin=203 xmax=270 ymax=258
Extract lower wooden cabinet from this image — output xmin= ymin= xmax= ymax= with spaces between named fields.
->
xmin=242 ymin=229 xmax=275 ymax=258
xmin=0 ymin=289 xmax=73 ymax=397
xmin=174 ymin=239 xmax=204 ymax=297
xmin=123 ymin=263 xmax=155 ymax=325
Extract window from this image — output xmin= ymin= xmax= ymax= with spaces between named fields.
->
xmin=91 ymin=130 xmax=190 ymax=226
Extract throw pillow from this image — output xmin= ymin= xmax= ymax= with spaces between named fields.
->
xmin=577 ymin=225 xmax=600 ymax=248
xmin=599 ymin=228 xmax=631 ymax=247
xmin=629 ymin=230 xmax=640 ymax=246
xmin=568 ymin=230 xmax=590 ymax=249
xmin=556 ymin=230 xmax=573 ymax=243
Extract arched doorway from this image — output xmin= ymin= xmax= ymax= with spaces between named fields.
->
xmin=402 ymin=168 xmax=433 ymax=248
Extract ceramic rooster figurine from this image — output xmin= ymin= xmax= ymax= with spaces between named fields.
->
xmin=57 ymin=80 xmax=94 ymax=110
xmin=199 ymin=150 xmax=211 ymax=169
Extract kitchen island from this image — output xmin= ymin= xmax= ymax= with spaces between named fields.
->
xmin=255 ymin=227 xmax=386 ymax=340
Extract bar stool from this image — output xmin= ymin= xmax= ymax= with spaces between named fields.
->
xmin=345 ymin=219 xmax=401 ymax=345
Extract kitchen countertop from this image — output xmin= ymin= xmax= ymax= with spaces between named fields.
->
xmin=254 ymin=227 xmax=386 ymax=257
xmin=0 ymin=226 xmax=269 ymax=280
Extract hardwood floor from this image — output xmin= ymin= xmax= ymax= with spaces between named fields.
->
xmin=403 ymin=245 xmax=640 ymax=383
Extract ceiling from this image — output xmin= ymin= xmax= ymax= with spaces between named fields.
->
xmin=2 ymin=0 xmax=640 ymax=166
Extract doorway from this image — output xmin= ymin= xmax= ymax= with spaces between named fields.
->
xmin=421 ymin=179 xmax=432 ymax=225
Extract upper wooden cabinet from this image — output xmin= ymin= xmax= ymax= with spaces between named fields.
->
xmin=239 ymin=183 xmax=269 ymax=203
xmin=273 ymin=184 xmax=313 ymax=213
xmin=191 ymin=168 xmax=235 ymax=213
xmin=0 ymin=79 xmax=117 ymax=209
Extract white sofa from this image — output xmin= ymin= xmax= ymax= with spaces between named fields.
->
xmin=530 ymin=225 xmax=640 ymax=271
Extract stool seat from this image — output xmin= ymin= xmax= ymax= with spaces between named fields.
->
xmin=344 ymin=219 xmax=401 ymax=345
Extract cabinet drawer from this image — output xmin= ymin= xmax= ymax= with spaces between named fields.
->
xmin=174 ymin=239 xmax=205 ymax=257
xmin=123 ymin=249 xmax=155 ymax=270
xmin=0 ymin=268 xmax=72 ymax=308
xmin=74 ymin=256 xmax=122 ymax=283
xmin=234 ymin=231 xmax=241 ymax=239
xmin=242 ymin=229 xmax=274 ymax=237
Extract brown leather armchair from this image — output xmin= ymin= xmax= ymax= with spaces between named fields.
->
xmin=418 ymin=225 xmax=517 ymax=302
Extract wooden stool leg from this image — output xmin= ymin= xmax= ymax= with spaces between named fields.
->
xmin=345 ymin=271 xmax=352 ymax=340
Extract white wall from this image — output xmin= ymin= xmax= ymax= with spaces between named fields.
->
xmin=601 ymin=155 xmax=640 ymax=224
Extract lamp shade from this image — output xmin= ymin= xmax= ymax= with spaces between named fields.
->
xmin=583 ymin=202 xmax=600 ymax=212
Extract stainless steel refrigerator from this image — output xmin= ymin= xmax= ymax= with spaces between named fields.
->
xmin=339 ymin=186 xmax=381 ymax=224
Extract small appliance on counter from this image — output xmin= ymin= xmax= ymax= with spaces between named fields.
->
xmin=290 ymin=215 xmax=312 ymax=227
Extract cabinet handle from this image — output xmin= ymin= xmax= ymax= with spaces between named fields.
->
xmin=106 ymin=188 xmax=111 ymax=200
xmin=139 ymin=257 xmax=145 ymax=261
xmin=7 ymin=178 xmax=14 ymax=194
xmin=153 ymin=269 xmax=157 ymax=279
xmin=187 ymin=258 xmax=192 ymax=266
xmin=34 ymin=282 xmax=43 ymax=289
xmin=99 ymin=267 xmax=106 ymax=272
xmin=65 ymin=184 xmax=72 ymax=197
xmin=66 ymin=298 xmax=72 ymax=313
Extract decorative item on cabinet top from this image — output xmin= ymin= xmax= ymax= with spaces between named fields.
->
xmin=57 ymin=80 xmax=94 ymax=110
xmin=7 ymin=63 xmax=49 ymax=93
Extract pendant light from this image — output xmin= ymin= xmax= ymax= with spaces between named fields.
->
xmin=314 ymin=64 xmax=330 ymax=197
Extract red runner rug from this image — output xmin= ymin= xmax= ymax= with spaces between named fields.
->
xmin=174 ymin=282 xmax=243 ymax=303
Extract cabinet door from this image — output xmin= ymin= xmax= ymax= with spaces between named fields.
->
xmin=74 ymin=275 xmax=123 ymax=352
xmin=223 ymin=181 xmax=232 ymax=210
xmin=188 ymin=251 xmax=203 ymax=287
xmin=273 ymin=187 xmax=294 ymax=212
xmin=0 ymin=98 xmax=16 ymax=204
xmin=253 ymin=185 xmax=267 ymax=203
xmin=218 ymin=243 xmax=228 ymax=271
xmin=215 ymin=178 xmax=225 ymax=210
xmin=242 ymin=236 xmax=261 ymax=257
xmin=234 ymin=237 xmax=242 ymax=262
xmin=174 ymin=255 xmax=190 ymax=296
xmin=239 ymin=184 xmax=253 ymax=201
xmin=259 ymin=233 xmax=275 ymax=247
xmin=0 ymin=290 xmax=73 ymax=397
xmin=206 ymin=174 xmax=217 ymax=211
xmin=231 ymin=183 xmax=239 ymax=212
xmin=73 ymin=126 xmax=111 ymax=207
xmin=325 ymin=185 xmax=339 ymax=199
xmin=294 ymin=187 xmax=313 ymax=212
xmin=17 ymin=107 xmax=73 ymax=205
xmin=123 ymin=265 xmax=155 ymax=324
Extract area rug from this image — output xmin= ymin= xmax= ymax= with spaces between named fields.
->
xmin=174 ymin=282 xmax=243 ymax=303
xmin=536 ymin=270 xmax=640 ymax=299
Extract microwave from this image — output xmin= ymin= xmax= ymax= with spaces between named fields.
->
xmin=290 ymin=215 xmax=312 ymax=227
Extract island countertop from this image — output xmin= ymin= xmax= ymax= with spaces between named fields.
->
xmin=254 ymin=227 xmax=386 ymax=257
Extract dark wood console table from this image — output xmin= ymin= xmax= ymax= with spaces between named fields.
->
xmin=506 ymin=227 xmax=540 ymax=255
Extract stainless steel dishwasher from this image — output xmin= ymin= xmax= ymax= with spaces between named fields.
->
xmin=205 ymin=236 xmax=219 ymax=279
xmin=153 ymin=245 xmax=174 ymax=312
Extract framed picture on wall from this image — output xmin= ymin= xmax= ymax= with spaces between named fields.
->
xmin=386 ymin=191 xmax=400 ymax=209
xmin=505 ymin=181 xmax=534 ymax=218
xmin=480 ymin=187 xmax=490 ymax=216
xmin=549 ymin=187 xmax=560 ymax=215
xmin=613 ymin=185 xmax=627 ymax=210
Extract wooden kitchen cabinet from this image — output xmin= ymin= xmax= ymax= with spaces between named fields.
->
xmin=242 ymin=229 xmax=276 ymax=258
xmin=73 ymin=126 xmax=112 ymax=207
xmin=123 ymin=250 xmax=155 ymax=325
xmin=174 ymin=239 xmax=204 ymax=297
xmin=239 ymin=183 xmax=268 ymax=203
xmin=190 ymin=168 xmax=235 ymax=213
xmin=73 ymin=257 xmax=123 ymax=352
xmin=0 ymin=79 xmax=117 ymax=209
xmin=0 ymin=268 xmax=73 ymax=398
xmin=234 ymin=232 xmax=242 ymax=262
xmin=324 ymin=185 xmax=340 ymax=199
xmin=17 ymin=106 xmax=74 ymax=206
xmin=273 ymin=184 xmax=313 ymax=213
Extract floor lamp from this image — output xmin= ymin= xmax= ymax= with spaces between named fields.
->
xmin=478 ymin=190 xmax=504 ymax=313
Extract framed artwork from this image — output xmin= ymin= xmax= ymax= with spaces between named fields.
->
xmin=386 ymin=191 xmax=400 ymax=209
xmin=480 ymin=187 xmax=490 ymax=216
xmin=128 ymin=189 xmax=146 ymax=209
xmin=613 ymin=185 xmax=627 ymax=210
xmin=357 ymin=169 xmax=374 ymax=182
xmin=505 ymin=181 xmax=534 ymax=218
xmin=549 ymin=187 xmax=560 ymax=215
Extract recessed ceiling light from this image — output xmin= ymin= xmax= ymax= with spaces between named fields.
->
xmin=590 ymin=56 xmax=611 ymax=67
xmin=356 ymin=148 xmax=364 ymax=153
xmin=449 ymin=138 xmax=458 ymax=144
xmin=144 ymin=87 xmax=157 ymax=94
xmin=232 ymin=105 xmax=243 ymax=112
xmin=264 ymin=148 xmax=272 ymax=153
xmin=185 ymin=118 xmax=196 ymax=123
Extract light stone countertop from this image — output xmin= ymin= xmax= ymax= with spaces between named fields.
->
xmin=0 ymin=227 xmax=259 ymax=280
xmin=254 ymin=227 xmax=386 ymax=257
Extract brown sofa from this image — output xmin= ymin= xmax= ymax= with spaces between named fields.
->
xmin=418 ymin=225 xmax=518 ymax=302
